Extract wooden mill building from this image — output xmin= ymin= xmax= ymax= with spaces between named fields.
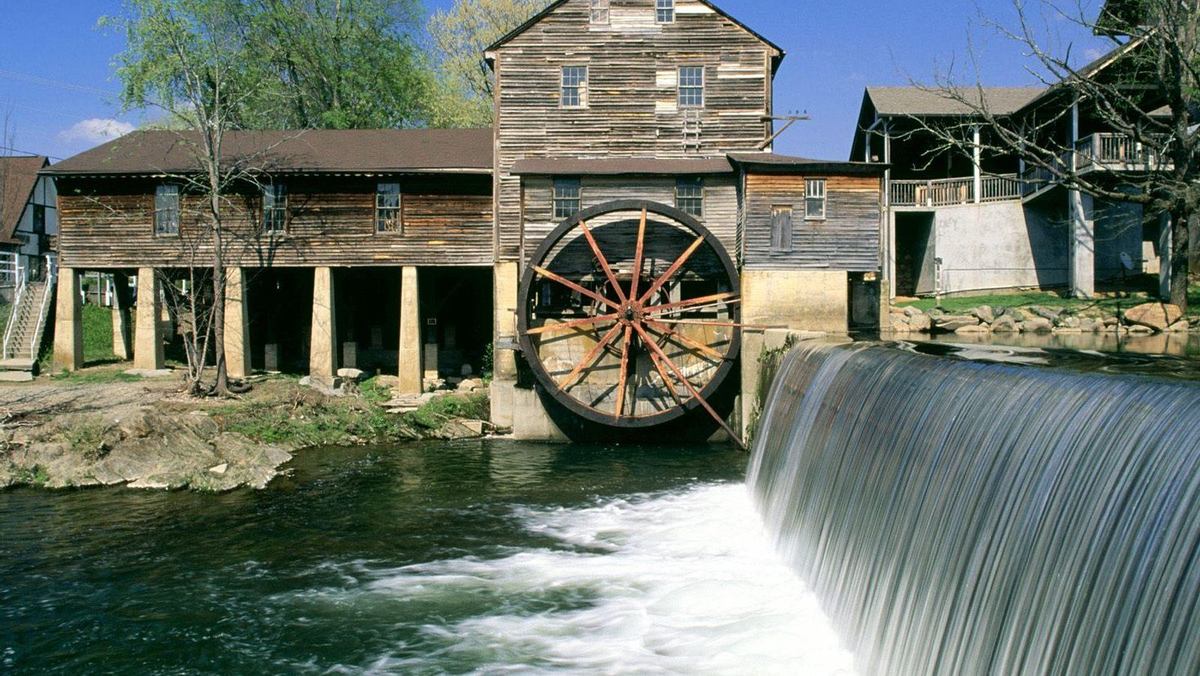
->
xmin=45 ymin=0 xmax=885 ymax=440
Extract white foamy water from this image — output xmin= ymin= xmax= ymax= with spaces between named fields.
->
xmin=313 ymin=483 xmax=856 ymax=675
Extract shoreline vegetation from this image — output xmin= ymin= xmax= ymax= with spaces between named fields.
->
xmin=0 ymin=370 xmax=493 ymax=492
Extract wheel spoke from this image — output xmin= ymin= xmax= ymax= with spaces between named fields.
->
xmin=652 ymin=319 xmax=775 ymax=329
xmin=579 ymin=220 xmax=628 ymax=304
xmin=557 ymin=322 xmax=625 ymax=391
xmin=644 ymin=319 xmax=725 ymax=360
xmin=646 ymin=293 xmax=738 ymax=316
xmin=525 ymin=313 xmax=620 ymax=337
xmin=632 ymin=323 xmax=747 ymax=450
xmin=533 ymin=265 xmax=622 ymax=311
xmin=643 ymin=338 xmax=684 ymax=407
xmin=614 ymin=325 xmax=633 ymax=420
xmin=629 ymin=208 xmax=647 ymax=301
xmin=637 ymin=235 xmax=706 ymax=305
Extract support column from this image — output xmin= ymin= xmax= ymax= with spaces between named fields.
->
xmin=51 ymin=267 xmax=83 ymax=372
xmin=1159 ymin=211 xmax=1173 ymax=301
xmin=1069 ymin=190 xmax=1096 ymax=299
xmin=309 ymin=267 xmax=337 ymax=387
xmin=134 ymin=267 xmax=164 ymax=370
xmin=398 ymin=265 xmax=422 ymax=394
xmin=490 ymin=261 xmax=520 ymax=428
xmin=223 ymin=267 xmax=251 ymax=379
xmin=110 ymin=271 xmax=132 ymax=361
xmin=972 ymin=124 xmax=982 ymax=204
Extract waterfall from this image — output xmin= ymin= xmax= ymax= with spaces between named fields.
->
xmin=747 ymin=341 xmax=1200 ymax=676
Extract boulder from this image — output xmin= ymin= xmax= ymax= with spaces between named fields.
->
xmin=458 ymin=378 xmax=481 ymax=392
xmin=1021 ymin=317 xmax=1054 ymax=334
xmin=1053 ymin=327 xmax=1083 ymax=335
xmin=1030 ymin=306 xmax=1064 ymax=321
xmin=909 ymin=314 xmax=933 ymax=333
xmin=1010 ymin=310 xmax=1027 ymax=322
xmin=337 ymin=368 xmax=366 ymax=382
xmin=1123 ymin=302 xmax=1183 ymax=333
xmin=885 ymin=314 xmax=913 ymax=333
xmin=991 ymin=315 xmax=1019 ymax=333
xmin=902 ymin=306 xmax=923 ymax=317
xmin=1127 ymin=324 xmax=1156 ymax=335
xmin=956 ymin=324 xmax=990 ymax=335
xmin=1078 ymin=319 xmax=1105 ymax=333
xmin=971 ymin=305 xmax=995 ymax=324
xmin=933 ymin=315 xmax=979 ymax=332
xmin=1057 ymin=316 xmax=1081 ymax=329
xmin=1166 ymin=321 xmax=1190 ymax=333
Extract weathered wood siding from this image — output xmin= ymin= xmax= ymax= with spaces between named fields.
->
xmin=742 ymin=173 xmax=883 ymax=272
xmin=493 ymin=0 xmax=778 ymax=261
xmin=56 ymin=175 xmax=493 ymax=269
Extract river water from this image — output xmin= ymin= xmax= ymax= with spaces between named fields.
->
xmin=0 ymin=441 xmax=854 ymax=675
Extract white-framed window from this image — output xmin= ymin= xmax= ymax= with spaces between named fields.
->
xmin=263 ymin=182 xmax=288 ymax=234
xmin=675 ymin=177 xmax=704 ymax=218
xmin=679 ymin=66 xmax=704 ymax=108
xmin=770 ymin=206 xmax=793 ymax=252
xmin=656 ymin=0 xmax=675 ymax=23
xmin=589 ymin=0 xmax=609 ymax=24
xmin=561 ymin=66 xmax=588 ymax=108
xmin=805 ymin=179 xmax=827 ymax=220
xmin=376 ymin=182 xmax=402 ymax=233
xmin=154 ymin=184 xmax=180 ymax=236
xmin=553 ymin=178 xmax=582 ymax=220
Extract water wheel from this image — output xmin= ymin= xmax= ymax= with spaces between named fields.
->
xmin=518 ymin=200 xmax=747 ymax=447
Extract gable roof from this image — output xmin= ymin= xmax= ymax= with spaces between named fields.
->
xmin=728 ymin=153 xmax=886 ymax=175
xmin=485 ymin=0 xmax=785 ymax=72
xmin=45 ymin=129 xmax=495 ymax=177
xmin=0 ymin=156 xmax=49 ymax=245
xmin=864 ymin=86 xmax=1046 ymax=118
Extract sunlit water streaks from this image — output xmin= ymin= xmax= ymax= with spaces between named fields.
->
xmin=748 ymin=342 xmax=1200 ymax=675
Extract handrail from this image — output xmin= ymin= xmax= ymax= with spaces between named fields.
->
xmin=30 ymin=253 xmax=57 ymax=360
xmin=2 ymin=254 xmax=26 ymax=359
xmin=891 ymin=174 xmax=1020 ymax=207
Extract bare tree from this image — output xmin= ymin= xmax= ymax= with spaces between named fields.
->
xmin=910 ymin=0 xmax=1198 ymax=310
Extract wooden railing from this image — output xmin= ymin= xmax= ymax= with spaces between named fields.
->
xmin=891 ymin=174 xmax=1021 ymax=207
xmin=1022 ymin=133 xmax=1173 ymax=197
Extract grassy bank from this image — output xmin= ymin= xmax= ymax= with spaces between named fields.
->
xmin=37 ymin=304 xmax=121 ymax=372
xmin=896 ymin=284 xmax=1200 ymax=320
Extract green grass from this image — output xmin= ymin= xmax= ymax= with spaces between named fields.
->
xmin=38 ymin=303 xmax=123 ymax=373
xmin=50 ymin=370 xmax=143 ymax=385
xmin=406 ymin=393 xmax=490 ymax=430
xmin=0 ymin=300 xmax=10 ymax=342
xmin=898 ymin=288 xmax=1200 ymax=320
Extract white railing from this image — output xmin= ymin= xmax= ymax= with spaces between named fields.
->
xmin=30 ymin=254 xmax=57 ymax=359
xmin=891 ymin=174 xmax=1021 ymax=207
xmin=1 ymin=254 xmax=27 ymax=359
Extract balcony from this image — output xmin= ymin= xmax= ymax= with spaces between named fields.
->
xmin=1021 ymin=133 xmax=1173 ymax=197
xmin=890 ymin=174 xmax=1022 ymax=208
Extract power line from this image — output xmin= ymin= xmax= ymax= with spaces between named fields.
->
xmin=0 ymin=145 xmax=62 ymax=161
xmin=0 ymin=68 xmax=116 ymax=98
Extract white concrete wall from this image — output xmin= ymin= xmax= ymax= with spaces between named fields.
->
xmin=929 ymin=202 xmax=1069 ymax=295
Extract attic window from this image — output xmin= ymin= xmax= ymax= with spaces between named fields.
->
xmin=656 ymin=0 xmax=675 ymax=23
xmin=590 ymin=0 xmax=609 ymax=24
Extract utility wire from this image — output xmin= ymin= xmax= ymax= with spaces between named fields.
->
xmin=0 ymin=145 xmax=62 ymax=161
xmin=0 ymin=68 xmax=115 ymax=98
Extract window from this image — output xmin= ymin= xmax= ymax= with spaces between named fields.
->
xmin=376 ymin=182 xmax=402 ymax=233
xmin=805 ymin=179 xmax=827 ymax=220
xmin=590 ymin=0 xmax=609 ymax=24
xmin=553 ymin=178 xmax=582 ymax=220
xmin=679 ymin=66 xmax=704 ymax=108
xmin=154 ymin=184 xmax=180 ymax=236
xmin=263 ymin=182 xmax=288 ymax=233
xmin=32 ymin=205 xmax=45 ymax=235
xmin=656 ymin=0 xmax=675 ymax=23
xmin=770 ymin=206 xmax=793 ymax=252
xmin=675 ymin=177 xmax=704 ymax=218
xmin=561 ymin=66 xmax=588 ymax=108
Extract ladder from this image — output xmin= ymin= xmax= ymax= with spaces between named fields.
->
xmin=682 ymin=109 xmax=702 ymax=151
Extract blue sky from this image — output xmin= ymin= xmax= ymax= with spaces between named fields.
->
xmin=0 ymin=0 xmax=1110 ymax=162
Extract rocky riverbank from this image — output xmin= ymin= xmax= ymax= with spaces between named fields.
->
xmin=0 ymin=374 xmax=494 ymax=492
xmin=885 ymin=301 xmax=1196 ymax=337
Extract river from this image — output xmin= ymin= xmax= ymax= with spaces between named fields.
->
xmin=0 ymin=440 xmax=854 ymax=675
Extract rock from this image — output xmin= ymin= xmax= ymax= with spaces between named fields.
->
xmin=1053 ymin=327 xmax=1083 ymax=335
xmin=1021 ymin=317 xmax=1054 ymax=333
xmin=435 ymin=418 xmax=487 ymax=440
xmin=374 ymin=375 xmax=400 ymax=388
xmin=884 ymin=314 xmax=913 ymax=333
xmin=1079 ymin=319 xmax=1105 ymax=333
xmin=956 ymin=324 xmax=990 ymax=335
xmin=1166 ymin=321 xmax=1190 ymax=333
xmin=993 ymin=306 xmax=1009 ymax=318
xmin=461 ymin=364 xmax=474 ymax=377
xmin=458 ymin=379 xmax=481 ymax=392
xmin=337 ymin=368 xmax=366 ymax=382
xmin=1123 ymin=302 xmax=1183 ymax=333
xmin=1010 ymin=311 xmax=1027 ymax=322
xmin=209 ymin=463 xmax=229 ymax=474
xmin=933 ymin=315 xmax=979 ymax=332
xmin=903 ymin=306 xmax=922 ymax=317
xmin=1127 ymin=324 xmax=1156 ymax=335
xmin=927 ymin=307 xmax=946 ymax=318
xmin=971 ymin=305 xmax=995 ymax=324
xmin=991 ymin=315 xmax=1019 ymax=333
xmin=124 ymin=368 xmax=173 ymax=378
xmin=909 ymin=314 xmax=932 ymax=333
xmin=889 ymin=306 xmax=906 ymax=315
xmin=1030 ymin=306 xmax=1064 ymax=321
xmin=1057 ymin=316 xmax=1081 ymax=329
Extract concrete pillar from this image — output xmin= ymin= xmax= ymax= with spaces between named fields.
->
xmin=1159 ymin=211 xmax=1173 ymax=301
xmin=134 ymin=267 xmax=164 ymax=370
xmin=490 ymin=261 xmax=521 ymax=428
xmin=398 ymin=265 xmax=422 ymax=394
xmin=1069 ymin=190 xmax=1096 ymax=299
xmin=110 ymin=271 xmax=133 ymax=361
xmin=223 ymin=267 xmax=251 ymax=379
xmin=972 ymin=125 xmax=982 ymax=204
xmin=51 ymin=267 xmax=83 ymax=372
xmin=309 ymin=267 xmax=337 ymax=386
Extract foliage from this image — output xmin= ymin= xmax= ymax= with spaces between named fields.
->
xmin=37 ymin=304 xmax=123 ymax=373
xmin=425 ymin=0 xmax=548 ymax=127
xmin=61 ymin=417 xmax=112 ymax=462
xmin=406 ymin=393 xmax=489 ymax=429
xmin=0 ymin=301 xmax=9 ymax=343
xmin=51 ymin=370 xmax=144 ymax=385
xmin=744 ymin=334 xmax=797 ymax=448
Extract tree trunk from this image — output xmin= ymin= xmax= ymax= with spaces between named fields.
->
xmin=1170 ymin=205 xmax=1190 ymax=314
xmin=211 ymin=212 xmax=229 ymax=396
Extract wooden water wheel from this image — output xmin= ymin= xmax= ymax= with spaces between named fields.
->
xmin=518 ymin=200 xmax=748 ymax=447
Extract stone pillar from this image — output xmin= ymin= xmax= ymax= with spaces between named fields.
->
xmin=51 ymin=267 xmax=83 ymax=372
xmin=398 ymin=265 xmax=422 ymax=394
xmin=223 ymin=267 xmax=251 ymax=379
xmin=309 ymin=267 xmax=337 ymax=386
xmin=490 ymin=261 xmax=521 ymax=428
xmin=1159 ymin=211 xmax=1173 ymax=301
xmin=1069 ymin=190 xmax=1096 ymax=299
xmin=134 ymin=267 xmax=164 ymax=371
xmin=110 ymin=271 xmax=133 ymax=361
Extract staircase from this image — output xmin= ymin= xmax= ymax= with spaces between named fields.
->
xmin=1 ymin=256 xmax=56 ymax=381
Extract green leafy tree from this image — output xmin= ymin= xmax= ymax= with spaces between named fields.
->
xmin=426 ymin=0 xmax=549 ymax=127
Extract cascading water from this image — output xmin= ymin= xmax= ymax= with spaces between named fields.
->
xmin=747 ymin=341 xmax=1200 ymax=676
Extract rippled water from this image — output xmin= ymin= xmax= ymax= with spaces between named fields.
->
xmin=0 ymin=441 xmax=853 ymax=675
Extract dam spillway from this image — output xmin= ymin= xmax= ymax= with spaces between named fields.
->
xmin=748 ymin=342 xmax=1200 ymax=675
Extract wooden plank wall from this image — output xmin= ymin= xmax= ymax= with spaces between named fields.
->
xmin=742 ymin=173 xmax=883 ymax=272
xmin=56 ymin=175 xmax=493 ymax=269
xmin=494 ymin=0 xmax=777 ymax=261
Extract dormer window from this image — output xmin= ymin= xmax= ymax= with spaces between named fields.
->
xmin=590 ymin=0 xmax=609 ymax=24
xmin=561 ymin=66 xmax=588 ymax=108
xmin=656 ymin=0 xmax=675 ymax=23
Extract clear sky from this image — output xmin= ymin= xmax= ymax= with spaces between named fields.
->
xmin=0 ymin=0 xmax=1110 ymax=163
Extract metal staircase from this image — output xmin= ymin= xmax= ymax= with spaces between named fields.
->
xmin=1 ymin=254 xmax=57 ymax=380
